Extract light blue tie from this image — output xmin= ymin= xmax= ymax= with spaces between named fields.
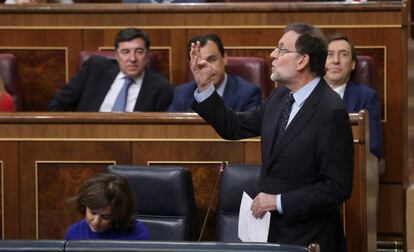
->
xmin=112 ymin=77 xmax=134 ymax=112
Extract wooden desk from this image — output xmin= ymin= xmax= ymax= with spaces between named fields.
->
xmin=0 ymin=111 xmax=377 ymax=252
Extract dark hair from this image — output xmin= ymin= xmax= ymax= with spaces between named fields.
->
xmin=326 ymin=32 xmax=358 ymax=79
xmin=284 ymin=23 xmax=327 ymax=76
xmin=326 ymin=32 xmax=357 ymax=62
xmin=114 ymin=28 xmax=150 ymax=50
xmin=71 ymin=173 xmax=137 ymax=232
xmin=186 ymin=33 xmax=225 ymax=60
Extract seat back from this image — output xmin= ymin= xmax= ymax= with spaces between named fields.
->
xmin=185 ymin=56 xmax=274 ymax=100
xmin=0 ymin=240 xmax=65 ymax=252
xmin=77 ymin=50 xmax=158 ymax=71
xmin=216 ymin=164 xmax=261 ymax=242
xmin=0 ymin=53 xmax=23 ymax=110
xmin=107 ymin=165 xmax=197 ymax=241
xmin=351 ymin=55 xmax=376 ymax=88
xmin=224 ymin=0 xmax=303 ymax=2
xmin=64 ymin=240 xmax=310 ymax=252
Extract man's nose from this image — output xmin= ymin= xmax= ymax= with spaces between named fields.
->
xmin=332 ymin=54 xmax=340 ymax=63
xmin=270 ymin=49 xmax=279 ymax=60
xmin=128 ymin=52 xmax=137 ymax=62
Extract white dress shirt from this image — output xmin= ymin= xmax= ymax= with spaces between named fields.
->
xmin=329 ymin=83 xmax=347 ymax=99
xmin=99 ymin=71 xmax=144 ymax=112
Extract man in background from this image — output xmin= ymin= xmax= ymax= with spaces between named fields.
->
xmin=169 ymin=33 xmax=261 ymax=112
xmin=49 ymin=28 xmax=173 ymax=112
xmin=324 ymin=32 xmax=382 ymax=158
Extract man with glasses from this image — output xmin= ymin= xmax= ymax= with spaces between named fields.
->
xmin=190 ymin=23 xmax=353 ymax=251
xmin=48 ymin=28 xmax=173 ymax=112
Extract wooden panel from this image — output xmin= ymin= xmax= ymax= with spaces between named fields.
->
xmin=37 ymin=163 xmax=109 ymax=239
xmin=377 ymin=184 xmax=404 ymax=234
xmin=0 ymin=49 xmax=66 ymax=111
xmin=0 ymin=142 xmax=19 ymax=239
xmin=0 ymin=3 xmax=402 ymax=27
xmin=18 ymin=141 xmax=132 ymax=239
xmin=243 ymin=142 xmax=261 ymax=164
xmin=407 ymin=184 xmax=414 ymax=251
xmin=0 ymin=29 xmax=83 ymax=111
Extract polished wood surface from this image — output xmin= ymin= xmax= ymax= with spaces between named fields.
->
xmin=0 ymin=112 xmax=377 ymax=252
xmin=0 ymin=1 xmax=407 ymax=246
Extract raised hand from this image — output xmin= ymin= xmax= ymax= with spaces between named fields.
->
xmin=190 ymin=41 xmax=214 ymax=92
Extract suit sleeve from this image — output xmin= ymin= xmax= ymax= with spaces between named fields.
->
xmin=48 ymin=59 xmax=92 ymax=111
xmin=140 ymin=70 xmax=173 ymax=112
xmin=365 ymin=91 xmax=382 ymax=158
xmin=241 ymin=86 xmax=262 ymax=111
xmin=152 ymin=79 xmax=173 ymax=112
xmin=167 ymin=89 xmax=178 ymax=112
xmin=192 ymin=91 xmax=263 ymax=140
xmin=281 ymin=108 xmax=354 ymax=219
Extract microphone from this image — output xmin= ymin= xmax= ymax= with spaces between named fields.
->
xmin=198 ymin=161 xmax=227 ymax=241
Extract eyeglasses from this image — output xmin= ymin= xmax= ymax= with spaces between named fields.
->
xmin=275 ymin=46 xmax=296 ymax=56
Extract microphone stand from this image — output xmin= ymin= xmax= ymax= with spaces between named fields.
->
xmin=198 ymin=161 xmax=227 ymax=241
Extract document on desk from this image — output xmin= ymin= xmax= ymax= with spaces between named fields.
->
xmin=238 ymin=191 xmax=270 ymax=242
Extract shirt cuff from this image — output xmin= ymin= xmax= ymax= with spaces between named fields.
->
xmin=276 ymin=194 xmax=283 ymax=214
xmin=194 ymin=83 xmax=215 ymax=103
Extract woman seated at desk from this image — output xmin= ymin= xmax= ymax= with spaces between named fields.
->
xmin=65 ymin=173 xmax=149 ymax=240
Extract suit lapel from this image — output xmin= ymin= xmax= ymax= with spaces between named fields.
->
xmin=222 ymin=75 xmax=236 ymax=108
xmin=91 ymin=63 xmax=119 ymax=111
xmin=134 ymin=68 xmax=151 ymax=111
xmin=261 ymin=87 xmax=290 ymax=161
xmin=343 ymin=81 xmax=358 ymax=112
xmin=268 ymin=81 xmax=324 ymax=169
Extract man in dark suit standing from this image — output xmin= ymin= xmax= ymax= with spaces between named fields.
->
xmin=168 ymin=33 xmax=261 ymax=112
xmin=48 ymin=28 xmax=173 ymax=112
xmin=191 ymin=23 xmax=354 ymax=251
xmin=324 ymin=32 xmax=382 ymax=158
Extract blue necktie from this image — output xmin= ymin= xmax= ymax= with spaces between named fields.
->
xmin=275 ymin=93 xmax=295 ymax=143
xmin=112 ymin=77 xmax=134 ymax=112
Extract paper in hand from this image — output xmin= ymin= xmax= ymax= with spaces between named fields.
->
xmin=238 ymin=191 xmax=270 ymax=242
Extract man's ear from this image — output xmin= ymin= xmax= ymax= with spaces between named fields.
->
xmin=351 ymin=60 xmax=356 ymax=71
xmin=296 ymin=54 xmax=309 ymax=71
xmin=222 ymin=53 xmax=228 ymax=66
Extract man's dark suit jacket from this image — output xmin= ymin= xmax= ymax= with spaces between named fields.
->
xmin=343 ymin=81 xmax=382 ymax=158
xmin=193 ymin=79 xmax=354 ymax=252
xmin=48 ymin=56 xmax=173 ymax=112
xmin=168 ymin=75 xmax=261 ymax=112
